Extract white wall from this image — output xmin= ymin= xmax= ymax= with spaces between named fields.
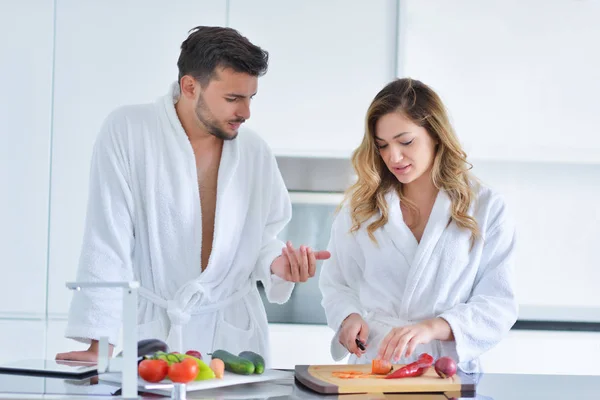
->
xmin=1 ymin=0 xmax=599 ymax=376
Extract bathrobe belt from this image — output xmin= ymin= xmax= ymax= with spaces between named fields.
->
xmin=138 ymin=281 xmax=254 ymax=352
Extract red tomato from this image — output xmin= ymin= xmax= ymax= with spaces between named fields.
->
xmin=168 ymin=358 xmax=198 ymax=383
xmin=138 ymin=359 xmax=169 ymax=383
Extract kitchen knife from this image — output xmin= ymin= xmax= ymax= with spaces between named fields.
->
xmin=355 ymin=338 xmax=366 ymax=351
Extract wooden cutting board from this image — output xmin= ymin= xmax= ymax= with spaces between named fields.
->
xmin=295 ymin=364 xmax=476 ymax=395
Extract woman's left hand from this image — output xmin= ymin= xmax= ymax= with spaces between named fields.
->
xmin=377 ymin=318 xmax=452 ymax=362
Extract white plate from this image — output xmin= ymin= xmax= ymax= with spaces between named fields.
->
xmin=100 ymin=369 xmax=294 ymax=396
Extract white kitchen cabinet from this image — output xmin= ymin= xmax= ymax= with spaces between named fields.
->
xmin=46 ymin=0 xmax=227 ymax=317
xmin=0 ymin=1 xmax=54 ymax=317
xmin=472 ymin=161 xmax=600 ymax=309
xmin=228 ymin=0 xmax=397 ymax=158
xmin=45 ymin=319 xmax=89 ymax=359
xmin=480 ymin=330 xmax=600 ymax=376
xmin=270 ymin=324 xmax=600 ymax=376
xmin=268 ymin=323 xmax=348 ymax=369
xmin=0 ymin=320 xmax=45 ymax=365
xmin=399 ymin=0 xmax=600 ymax=164
xmin=47 ymin=318 xmax=125 ymax=358
xmin=0 ymin=319 xmax=46 ymax=394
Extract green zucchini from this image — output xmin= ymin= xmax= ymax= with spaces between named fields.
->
xmin=238 ymin=351 xmax=265 ymax=374
xmin=211 ymin=350 xmax=255 ymax=375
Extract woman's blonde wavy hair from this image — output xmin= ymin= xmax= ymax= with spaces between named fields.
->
xmin=344 ymin=78 xmax=480 ymax=248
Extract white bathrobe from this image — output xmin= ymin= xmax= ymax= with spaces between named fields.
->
xmin=319 ymin=185 xmax=518 ymax=373
xmin=65 ymin=82 xmax=294 ymax=366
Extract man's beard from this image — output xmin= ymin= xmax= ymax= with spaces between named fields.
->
xmin=195 ymin=95 xmax=244 ymax=141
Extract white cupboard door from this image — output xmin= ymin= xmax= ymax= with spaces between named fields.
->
xmin=399 ymin=0 xmax=600 ymax=164
xmin=229 ymin=0 xmax=397 ymax=157
xmin=480 ymin=330 xmax=600 ymax=376
xmin=0 ymin=320 xmax=46 ymax=394
xmin=46 ymin=319 xmax=91 ymax=358
xmin=0 ymin=320 xmax=45 ymax=364
xmin=0 ymin=0 xmax=54 ymax=317
xmin=268 ymin=323 xmax=348 ymax=369
xmin=47 ymin=0 xmax=228 ymax=317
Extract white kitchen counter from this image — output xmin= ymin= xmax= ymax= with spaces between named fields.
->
xmin=518 ymin=304 xmax=600 ymax=323
xmin=1 ymin=318 xmax=598 ymax=377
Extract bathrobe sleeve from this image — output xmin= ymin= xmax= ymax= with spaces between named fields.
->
xmin=253 ymin=153 xmax=294 ymax=304
xmin=438 ymin=203 xmax=518 ymax=363
xmin=319 ymin=208 xmax=366 ymax=334
xmin=65 ymin=111 xmax=135 ymax=346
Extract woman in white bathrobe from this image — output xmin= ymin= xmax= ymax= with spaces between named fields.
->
xmin=319 ymin=78 xmax=518 ymax=373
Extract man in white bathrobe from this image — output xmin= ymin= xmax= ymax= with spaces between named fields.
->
xmin=56 ymin=26 xmax=330 ymax=365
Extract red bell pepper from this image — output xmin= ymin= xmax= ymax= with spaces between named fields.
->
xmin=384 ymin=353 xmax=434 ymax=379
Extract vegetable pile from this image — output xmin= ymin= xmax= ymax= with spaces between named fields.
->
xmin=138 ymin=348 xmax=266 ymax=384
xmin=332 ymin=353 xmax=458 ymax=380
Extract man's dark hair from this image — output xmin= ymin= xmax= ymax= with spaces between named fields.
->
xmin=177 ymin=26 xmax=269 ymax=87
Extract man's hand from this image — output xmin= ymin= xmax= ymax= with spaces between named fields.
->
xmin=270 ymin=241 xmax=331 ymax=282
xmin=56 ymin=340 xmax=114 ymax=362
